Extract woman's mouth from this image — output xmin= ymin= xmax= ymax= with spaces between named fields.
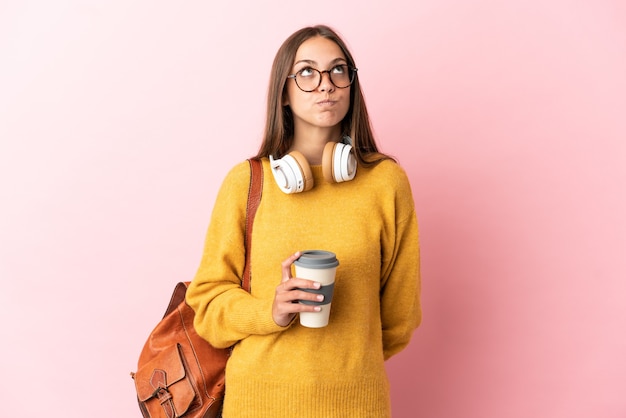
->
xmin=317 ymin=99 xmax=336 ymax=107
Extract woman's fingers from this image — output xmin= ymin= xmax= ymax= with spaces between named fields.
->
xmin=276 ymin=279 xmax=323 ymax=307
xmin=280 ymin=251 xmax=301 ymax=283
xmin=281 ymin=276 xmax=320 ymax=290
xmin=273 ymin=252 xmax=323 ymax=326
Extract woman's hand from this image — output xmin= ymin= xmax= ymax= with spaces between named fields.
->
xmin=272 ymin=251 xmax=324 ymax=327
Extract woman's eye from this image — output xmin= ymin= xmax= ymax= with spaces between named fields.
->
xmin=299 ymin=68 xmax=314 ymax=77
xmin=332 ymin=65 xmax=346 ymax=74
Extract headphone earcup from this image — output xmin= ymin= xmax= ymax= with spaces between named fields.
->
xmin=290 ymin=151 xmax=314 ymax=191
xmin=322 ymin=141 xmax=357 ymax=183
xmin=269 ymin=151 xmax=314 ymax=194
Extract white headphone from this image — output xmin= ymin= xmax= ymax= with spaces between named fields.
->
xmin=269 ymin=136 xmax=357 ymax=194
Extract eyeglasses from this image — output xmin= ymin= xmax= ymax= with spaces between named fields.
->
xmin=287 ymin=64 xmax=358 ymax=92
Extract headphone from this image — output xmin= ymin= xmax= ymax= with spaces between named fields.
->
xmin=269 ymin=136 xmax=357 ymax=194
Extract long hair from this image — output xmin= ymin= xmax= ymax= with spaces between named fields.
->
xmin=255 ymin=25 xmax=393 ymax=167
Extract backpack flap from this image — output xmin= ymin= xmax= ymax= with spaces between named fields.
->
xmin=134 ymin=343 xmax=195 ymax=417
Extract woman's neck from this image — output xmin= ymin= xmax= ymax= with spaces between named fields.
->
xmin=290 ymin=128 xmax=342 ymax=165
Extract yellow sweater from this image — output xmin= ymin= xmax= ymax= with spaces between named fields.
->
xmin=186 ymin=158 xmax=421 ymax=418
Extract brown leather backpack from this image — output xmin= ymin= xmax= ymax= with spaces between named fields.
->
xmin=130 ymin=158 xmax=263 ymax=418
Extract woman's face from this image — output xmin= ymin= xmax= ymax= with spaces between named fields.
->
xmin=284 ymin=36 xmax=351 ymax=136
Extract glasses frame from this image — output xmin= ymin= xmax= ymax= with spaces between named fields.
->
xmin=287 ymin=65 xmax=358 ymax=92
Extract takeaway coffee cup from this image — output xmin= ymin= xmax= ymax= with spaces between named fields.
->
xmin=294 ymin=250 xmax=339 ymax=328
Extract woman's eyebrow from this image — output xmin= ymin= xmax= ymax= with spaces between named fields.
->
xmin=293 ymin=57 xmax=347 ymax=67
xmin=294 ymin=59 xmax=316 ymax=66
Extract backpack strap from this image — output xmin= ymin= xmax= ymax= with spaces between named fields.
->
xmin=242 ymin=158 xmax=263 ymax=293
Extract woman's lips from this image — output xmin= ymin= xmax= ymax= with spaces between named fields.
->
xmin=317 ymin=99 xmax=336 ymax=107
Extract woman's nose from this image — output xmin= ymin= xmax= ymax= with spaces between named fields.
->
xmin=318 ymin=71 xmax=335 ymax=92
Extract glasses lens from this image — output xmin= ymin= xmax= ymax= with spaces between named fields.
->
xmin=330 ymin=65 xmax=354 ymax=88
xmin=295 ymin=68 xmax=320 ymax=92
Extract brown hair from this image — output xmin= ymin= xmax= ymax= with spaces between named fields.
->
xmin=254 ymin=25 xmax=393 ymax=167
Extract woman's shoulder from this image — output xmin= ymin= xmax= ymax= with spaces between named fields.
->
xmin=363 ymin=159 xmax=416 ymax=216
xmin=215 ymin=159 xmax=256 ymax=198
xmin=369 ymin=158 xmax=406 ymax=174
xmin=222 ymin=159 xmax=254 ymax=183
xmin=363 ymin=158 xmax=411 ymax=189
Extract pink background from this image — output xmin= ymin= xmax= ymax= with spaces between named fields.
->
xmin=1 ymin=1 xmax=625 ymax=417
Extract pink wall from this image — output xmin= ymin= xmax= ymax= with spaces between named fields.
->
xmin=1 ymin=1 xmax=624 ymax=417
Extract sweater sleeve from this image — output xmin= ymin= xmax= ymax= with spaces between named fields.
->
xmin=186 ymin=162 xmax=286 ymax=348
xmin=379 ymin=164 xmax=422 ymax=360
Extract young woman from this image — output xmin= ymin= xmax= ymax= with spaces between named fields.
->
xmin=186 ymin=24 xmax=421 ymax=417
